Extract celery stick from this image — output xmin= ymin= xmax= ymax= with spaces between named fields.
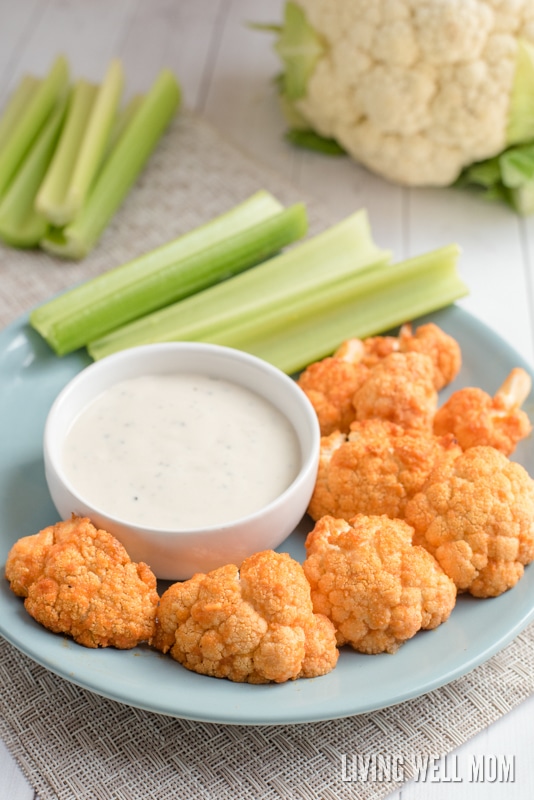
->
xmin=105 ymin=94 xmax=145 ymax=154
xmin=33 ymin=190 xmax=283 ymax=334
xmin=0 ymin=56 xmax=69 ymax=198
xmin=31 ymin=194 xmax=306 ymax=354
xmin=0 ymin=98 xmax=67 ymax=247
xmin=38 ymin=93 xmax=146 ymax=228
xmin=206 ymin=245 xmax=467 ymax=373
xmin=35 ymin=80 xmax=98 ymax=226
xmin=41 ymin=68 xmax=180 ymax=259
xmin=61 ymin=59 xmax=124 ymax=222
xmin=0 ymin=75 xmax=41 ymax=152
xmin=87 ymin=209 xmax=391 ymax=360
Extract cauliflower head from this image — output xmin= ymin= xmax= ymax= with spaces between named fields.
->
xmin=405 ymin=446 xmax=534 ymax=596
xmin=5 ymin=516 xmax=159 ymax=648
xmin=308 ymin=420 xmax=461 ymax=522
xmin=151 ymin=550 xmax=339 ymax=683
xmin=270 ymin=0 xmax=534 ymax=186
xmin=303 ymin=514 xmax=457 ymax=654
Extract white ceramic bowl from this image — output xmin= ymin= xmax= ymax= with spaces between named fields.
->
xmin=43 ymin=342 xmax=320 ymax=580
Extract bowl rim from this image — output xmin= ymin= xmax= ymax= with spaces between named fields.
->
xmin=43 ymin=341 xmax=321 ymax=538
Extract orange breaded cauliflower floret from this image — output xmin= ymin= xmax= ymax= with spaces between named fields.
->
xmin=308 ymin=420 xmax=461 ymax=523
xmin=399 ymin=322 xmax=462 ymax=391
xmin=297 ymin=323 xmax=459 ymax=436
xmin=336 ymin=322 xmax=461 ymax=389
xmin=352 ymin=351 xmax=438 ymax=432
xmin=303 ymin=514 xmax=457 ymax=655
xmin=405 ymin=446 xmax=534 ymax=598
xmin=5 ymin=516 xmax=158 ymax=648
xmin=297 ymin=351 xmax=369 ymax=436
xmin=335 ymin=333 xmax=399 ymax=368
xmin=433 ymin=368 xmax=532 ymax=455
xmin=151 ymin=550 xmax=338 ymax=684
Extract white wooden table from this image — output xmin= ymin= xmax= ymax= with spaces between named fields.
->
xmin=1 ymin=1 xmax=534 ymax=798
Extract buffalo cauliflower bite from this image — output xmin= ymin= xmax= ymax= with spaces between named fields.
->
xmin=352 ymin=351 xmax=438 ymax=431
xmin=398 ymin=323 xmax=462 ymax=390
xmin=433 ymin=367 xmax=532 ymax=455
xmin=335 ymin=333 xmax=400 ymax=368
xmin=297 ymin=323 xmax=459 ymax=435
xmin=404 ymin=446 xmax=534 ymax=597
xmin=151 ymin=550 xmax=338 ymax=683
xmin=5 ymin=516 xmax=158 ymax=648
xmin=297 ymin=351 xmax=369 ymax=435
xmin=308 ymin=420 xmax=461 ymax=522
xmin=303 ymin=514 xmax=457 ymax=654
xmin=337 ymin=323 xmax=461 ymax=390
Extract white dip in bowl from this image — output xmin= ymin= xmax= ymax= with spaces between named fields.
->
xmin=62 ymin=372 xmax=301 ymax=530
xmin=44 ymin=342 xmax=320 ymax=579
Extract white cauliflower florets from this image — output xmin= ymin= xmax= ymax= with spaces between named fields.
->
xmin=276 ymin=0 xmax=534 ymax=185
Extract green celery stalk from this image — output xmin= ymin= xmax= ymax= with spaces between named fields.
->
xmin=87 ymin=209 xmax=391 ymax=360
xmin=62 ymin=59 xmax=124 ymax=223
xmin=0 ymin=75 xmax=41 ymax=151
xmin=35 ymin=80 xmax=99 ymax=226
xmin=30 ymin=192 xmax=306 ymax=354
xmin=40 ymin=68 xmax=181 ymax=259
xmin=206 ymin=245 xmax=467 ymax=373
xmin=0 ymin=98 xmax=67 ymax=247
xmin=0 ymin=56 xmax=69 ymax=199
xmin=105 ymin=94 xmax=145 ymax=155
xmin=32 ymin=190 xmax=284 ymax=343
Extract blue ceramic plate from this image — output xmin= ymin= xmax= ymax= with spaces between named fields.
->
xmin=1 ymin=305 xmax=533 ymax=725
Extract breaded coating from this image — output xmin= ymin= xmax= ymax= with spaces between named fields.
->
xmin=335 ymin=334 xmax=400 ymax=368
xmin=151 ymin=550 xmax=338 ymax=684
xmin=336 ymin=322 xmax=461 ymax=389
xmin=308 ymin=420 xmax=461 ymax=522
xmin=399 ymin=323 xmax=462 ymax=390
xmin=297 ymin=355 xmax=369 ymax=436
xmin=352 ymin=352 xmax=438 ymax=432
xmin=404 ymin=446 xmax=534 ymax=597
xmin=434 ymin=368 xmax=532 ymax=455
xmin=303 ymin=514 xmax=457 ymax=655
xmin=297 ymin=323 xmax=459 ymax=436
xmin=5 ymin=516 xmax=158 ymax=648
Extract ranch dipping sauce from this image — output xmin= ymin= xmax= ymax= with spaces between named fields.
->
xmin=62 ymin=372 xmax=302 ymax=530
